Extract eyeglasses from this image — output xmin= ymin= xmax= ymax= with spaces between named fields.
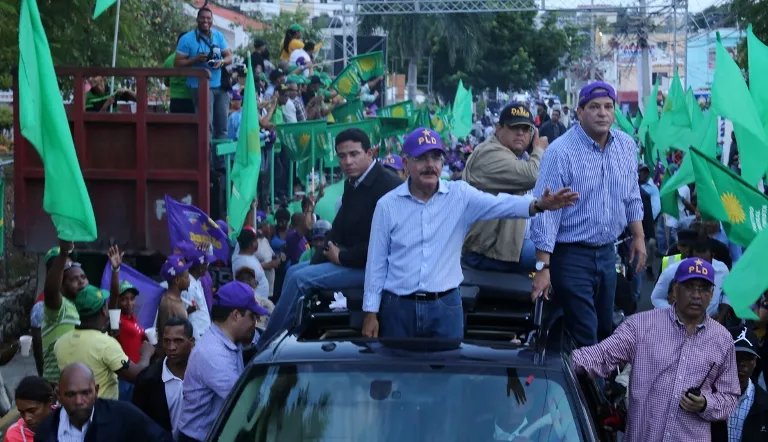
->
xmin=680 ymin=282 xmax=714 ymax=295
xmin=409 ymin=152 xmax=445 ymax=164
xmin=503 ymin=124 xmax=533 ymax=134
xmin=64 ymin=262 xmax=82 ymax=271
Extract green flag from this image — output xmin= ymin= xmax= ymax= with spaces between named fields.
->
xmin=93 ymin=0 xmax=117 ymax=19
xmin=638 ymin=78 xmax=660 ymax=169
xmin=711 ymin=33 xmax=768 ymax=186
xmin=314 ymin=180 xmax=345 ymax=223
xmin=327 ymin=118 xmax=380 ymax=160
xmin=19 ymin=0 xmax=97 ymax=242
xmin=451 ymin=80 xmax=472 ymax=138
xmin=654 ymin=71 xmax=693 ymax=158
xmin=349 ymin=51 xmax=385 ymax=82
xmin=685 ymin=87 xmax=704 ymax=131
xmin=378 ymin=117 xmax=411 ymax=138
xmin=414 ymin=106 xmax=431 ymax=130
xmin=227 ymin=57 xmax=261 ymax=238
xmin=331 ymin=98 xmax=364 ymax=123
xmin=689 ymin=147 xmax=768 ymax=248
xmin=721 ymin=226 xmax=767 ymax=319
xmin=377 ymin=101 xmax=415 ymax=120
xmin=660 ymin=111 xmax=718 ymax=212
xmin=330 ymin=65 xmax=362 ymax=99
xmin=748 ymin=24 xmax=768 ymax=130
xmin=659 ymin=165 xmax=679 ymax=219
xmin=276 ymin=120 xmax=327 ymax=162
xmin=614 ymin=107 xmax=634 ymax=135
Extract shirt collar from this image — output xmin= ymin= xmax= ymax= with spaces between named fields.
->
xmin=162 ymin=357 xmax=183 ymax=383
xmin=395 ymin=178 xmax=449 ymax=198
xmin=210 ymin=324 xmax=239 ymax=351
xmin=740 ymin=379 xmax=755 ymax=403
xmin=669 ymin=304 xmax=708 ymax=330
xmin=574 ymin=123 xmax=614 ymax=151
xmin=352 ymin=161 xmax=376 ymax=188
xmin=60 ymin=405 xmax=95 ymax=433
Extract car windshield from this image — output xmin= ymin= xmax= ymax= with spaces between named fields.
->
xmin=213 ymin=362 xmax=584 ymax=442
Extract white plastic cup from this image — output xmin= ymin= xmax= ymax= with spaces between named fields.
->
xmin=108 ymin=309 xmax=121 ymax=330
xmin=145 ymin=327 xmax=158 ymax=345
xmin=19 ymin=335 xmax=32 ymax=357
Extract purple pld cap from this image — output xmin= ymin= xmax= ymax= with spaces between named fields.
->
xmin=674 ymin=258 xmax=715 ymax=285
xmin=161 ymin=255 xmax=193 ymax=282
xmin=382 ymin=154 xmax=404 ymax=171
xmin=578 ymin=81 xmax=617 ymax=108
xmin=403 ymin=127 xmax=444 ymax=158
xmin=213 ymin=281 xmax=269 ymax=316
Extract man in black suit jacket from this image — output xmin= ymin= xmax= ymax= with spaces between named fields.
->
xmin=34 ymin=362 xmax=172 ymax=442
xmin=259 ymin=128 xmax=402 ymax=348
xmin=712 ymin=326 xmax=768 ymax=442
xmin=132 ymin=317 xmax=195 ymax=439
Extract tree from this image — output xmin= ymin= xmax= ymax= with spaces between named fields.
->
xmin=360 ymin=13 xmax=489 ymax=100
xmin=243 ymin=9 xmax=324 ymax=68
xmin=0 ymin=0 xmax=194 ymax=89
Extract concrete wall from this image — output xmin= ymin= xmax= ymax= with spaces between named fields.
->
xmin=0 ymin=278 xmax=35 ymax=344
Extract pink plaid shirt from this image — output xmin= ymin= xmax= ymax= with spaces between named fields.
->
xmin=572 ymin=307 xmax=740 ymax=442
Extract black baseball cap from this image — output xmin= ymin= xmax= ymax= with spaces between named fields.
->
xmin=498 ymin=102 xmax=534 ymax=128
xmin=730 ymin=326 xmax=760 ymax=357
xmin=269 ymin=69 xmax=286 ymax=82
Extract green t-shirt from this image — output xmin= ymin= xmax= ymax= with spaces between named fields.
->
xmin=41 ymin=297 xmax=80 ymax=382
xmin=163 ymin=53 xmax=191 ymax=100
xmin=271 ymin=107 xmax=285 ymax=126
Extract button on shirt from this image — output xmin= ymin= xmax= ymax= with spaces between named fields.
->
xmin=651 ymin=258 xmax=731 ymax=317
xmin=162 ymin=358 xmax=185 ymax=441
xmin=177 ymin=324 xmax=244 ymax=441
xmin=57 ymin=407 xmax=94 ymax=442
xmin=531 ymin=125 xmax=643 ymax=253
xmin=363 ymin=179 xmax=532 ymax=312
xmin=728 ymin=379 xmax=755 ymax=442
xmin=572 ymin=307 xmax=740 ymax=442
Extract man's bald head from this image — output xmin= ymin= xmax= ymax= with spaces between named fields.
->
xmin=59 ymin=363 xmax=98 ymax=427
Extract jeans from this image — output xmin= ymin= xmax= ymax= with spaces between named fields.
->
xmin=550 ymin=243 xmax=616 ymax=348
xmin=379 ymin=289 xmax=464 ymax=338
xmin=257 ymin=262 xmax=365 ymax=349
xmin=462 ymin=238 xmax=536 ymax=273
xmin=190 ymin=86 xmax=230 ymax=140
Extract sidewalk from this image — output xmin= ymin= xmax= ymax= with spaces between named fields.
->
xmin=1 ymin=351 xmax=38 ymax=398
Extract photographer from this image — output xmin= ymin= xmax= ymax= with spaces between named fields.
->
xmin=174 ymin=7 xmax=233 ymax=140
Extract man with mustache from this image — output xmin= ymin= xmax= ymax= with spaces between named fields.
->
xmin=362 ymin=127 xmax=578 ymax=338
xmin=572 ymin=258 xmax=740 ymax=442
xmin=530 ymin=81 xmax=647 ymax=348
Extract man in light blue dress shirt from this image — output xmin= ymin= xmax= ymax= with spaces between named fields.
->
xmin=530 ymin=81 xmax=646 ymax=348
xmin=362 ymin=128 xmax=578 ymax=339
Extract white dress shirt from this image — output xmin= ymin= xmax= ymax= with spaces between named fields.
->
xmin=282 ymin=99 xmax=297 ymax=123
xmin=162 ymin=357 xmax=185 ymax=441
xmin=181 ymin=274 xmax=211 ymax=339
xmin=651 ymin=258 xmax=731 ymax=316
xmin=57 ymin=407 xmax=94 ymax=442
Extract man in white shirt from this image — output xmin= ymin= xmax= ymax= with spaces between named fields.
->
xmin=133 ymin=317 xmax=195 ymax=440
xmin=282 ymin=80 xmax=299 ymax=123
xmin=180 ymin=248 xmax=212 ymax=339
xmin=651 ymin=238 xmax=731 ymax=318
xmin=231 ymin=227 xmax=270 ymax=299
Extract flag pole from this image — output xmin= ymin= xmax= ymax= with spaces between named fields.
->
xmin=108 ymin=0 xmax=121 ymax=112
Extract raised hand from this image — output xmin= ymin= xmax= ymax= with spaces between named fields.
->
xmin=536 ymin=187 xmax=579 ymax=211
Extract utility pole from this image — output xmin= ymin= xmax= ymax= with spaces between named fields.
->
xmin=672 ymin=0 xmax=678 ymax=75
xmin=639 ymin=0 xmax=651 ymax=109
xmin=590 ymin=0 xmax=596 ymax=81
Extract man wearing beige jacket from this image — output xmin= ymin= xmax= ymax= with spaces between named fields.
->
xmin=462 ymin=102 xmax=548 ymax=272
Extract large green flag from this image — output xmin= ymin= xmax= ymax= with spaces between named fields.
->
xmin=711 ymin=33 xmax=768 ymax=186
xmin=330 ymin=65 xmax=362 ymax=99
xmin=349 ymin=51 xmax=385 ymax=82
xmin=654 ymin=71 xmax=693 ymax=158
xmin=614 ymin=108 xmax=634 ymax=135
xmin=377 ymin=101 xmax=414 ymax=120
xmin=19 ymin=0 xmax=97 ymax=242
xmin=331 ymin=98 xmax=364 ymax=123
xmin=93 ymin=0 xmax=117 ymax=19
xmin=685 ymin=87 xmax=704 ymax=131
xmin=378 ymin=117 xmax=411 ymax=138
xmin=413 ymin=106 xmax=431 ymax=130
xmin=722 ymin=225 xmax=767 ymax=319
xmin=689 ymin=147 xmax=768 ymax=248
xmin=660 ymin=111 xmax=718 ymax=215
xmin=227 ymin=57 xmax=261 ymax=238
xmin=276 ymin=120 xmax=327 ymax=162
xmin=314 ymin=180 xmax=345 ymax=223
xmin=748 ymin=24 xmax=768 ymax=130
xmin=638 ymin=78 xmax=660 ymax=169
xmin=451 ymin=80 xmax=473 ymax=138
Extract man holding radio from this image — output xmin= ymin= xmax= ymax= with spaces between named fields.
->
xmin=175 ymin=7 xmax=233 ymax=140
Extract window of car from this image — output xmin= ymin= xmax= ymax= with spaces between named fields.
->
xmin=212 ymin=362 xmax=585 ymax=442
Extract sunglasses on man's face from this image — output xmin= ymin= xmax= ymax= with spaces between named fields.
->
xmin=64 ymin=262 xmax=82 ymax=271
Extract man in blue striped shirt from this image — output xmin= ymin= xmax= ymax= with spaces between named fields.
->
xmin=530 ymin=81 xmax=646 ymax=348
xmin=362 ymin=127 xmax=578 ymax=339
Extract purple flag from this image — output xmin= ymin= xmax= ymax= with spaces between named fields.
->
xmin=165 ymin=195 xmax=229 ymax=263
xmin=200 ymin=271 xmax=214 ymax=314
xmin=100 ymin=262 xmax=165 ymax=329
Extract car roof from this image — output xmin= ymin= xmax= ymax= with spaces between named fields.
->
xmin=254 ymin=335 xmax=568 ymax=371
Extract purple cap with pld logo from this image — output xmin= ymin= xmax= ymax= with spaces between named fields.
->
xmin=578 ymin=81 xmax=617 ymax=108
xmin=214 ymin=281 xmax=269 ymax=316
xmin=382 ymin=154 xmax=404 ymax=171
xmin=673 ymin=258 xmax=715 ymax=285
xmin=161 ymin=255 xmax=193 ymax=282
xmin=403 ymin=127 xmax=444 ymax=158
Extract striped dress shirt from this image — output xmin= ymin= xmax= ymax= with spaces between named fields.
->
xmin=530 ymin=124 xmax=643 ymax=253
xmin=177 ymin=324 xmax=244 ymax=441
xmin=572 ymin=307 xmax=740 ymax=442
xmin=728 ymin=379 xmax=755 ymax=442
xmin=57 ymin=407 xmax=93 ymax=442
xmin=363 ymin=179 xmax=532 ymax=312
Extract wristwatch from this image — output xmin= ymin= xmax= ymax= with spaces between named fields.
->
xmin=533 ymin=199 xmax=544 ymax=213
xmin=535 ymin=261 xmax=550 ymax=271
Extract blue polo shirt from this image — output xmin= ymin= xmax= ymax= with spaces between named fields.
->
xmin=176 ymin=29 xmax=228 ymax=89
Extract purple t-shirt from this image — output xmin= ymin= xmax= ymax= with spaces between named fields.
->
xmin=285 ymin=229 xmax=308 ymax=264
